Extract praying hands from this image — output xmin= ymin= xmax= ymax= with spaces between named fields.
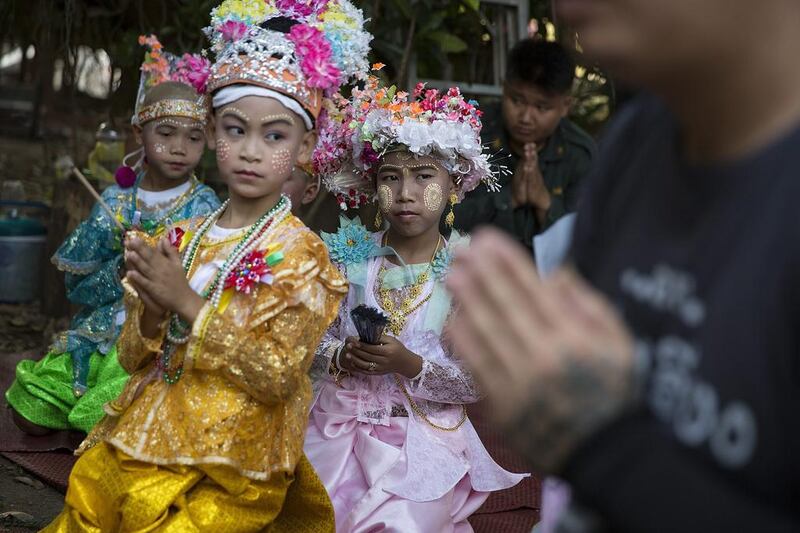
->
xmin=124 ymin=235 xmax=205 ymax=331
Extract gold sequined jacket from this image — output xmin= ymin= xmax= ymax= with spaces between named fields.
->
xmin=79 ymin=215 xmax=347 ymax=480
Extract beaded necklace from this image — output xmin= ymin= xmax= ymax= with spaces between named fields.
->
xmin=157 ymin=195 xmax=291 ymax=383
xmin=130 ymin=174 xmax=199 ymax=234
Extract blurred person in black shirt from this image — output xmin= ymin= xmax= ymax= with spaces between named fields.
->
xmin=446 ymin=0 xmax=800 ymax=531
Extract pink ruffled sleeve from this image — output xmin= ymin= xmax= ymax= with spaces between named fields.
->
xmin=403 ymin=329 xmax=481 ymax=404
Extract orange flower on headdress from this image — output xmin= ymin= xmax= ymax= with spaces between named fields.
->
xmin=138 ymin=34 xmax=170 ymax=86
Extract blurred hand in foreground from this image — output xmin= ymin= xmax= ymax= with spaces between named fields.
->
xmin=445 ymin=227 xmax=636 ymax=473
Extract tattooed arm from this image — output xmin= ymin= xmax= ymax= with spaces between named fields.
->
xmin=504 ymin=348 xmax=637 ymax=473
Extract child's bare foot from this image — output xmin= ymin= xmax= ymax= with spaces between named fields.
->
xmin=11 ymin=408 xmax=54 ymax=436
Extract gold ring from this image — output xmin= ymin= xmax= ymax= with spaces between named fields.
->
xmin=368 ymin=361 xmax=376 ymax=372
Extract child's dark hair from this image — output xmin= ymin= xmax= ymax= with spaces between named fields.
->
xmin=505 ymin=39 xmax=576 ymax=95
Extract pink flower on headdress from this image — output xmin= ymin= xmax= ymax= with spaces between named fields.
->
xmin=287 ymin=24 xmax=325 ymax=57
xmin=361 ymin=142 xmax=379 ymax=167
xmin=173 ymin=53 xmax=211 ymax=94
xmin=276 ymin=0 xmax=329 ymax=18
xmin=288 ymin=24 xmax=341 ymax=89
xmin=302 ymin=55 xmax=341 ymax=88
xmin=219 ymin=20 xmax=248 ymax=42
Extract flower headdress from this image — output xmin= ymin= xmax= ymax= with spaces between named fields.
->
xmin=117 ymin=35 xmax=211 ymax=188
xmin=204 ymin=0 xmax=372 ymax=123
xmin=132 ymin=35 xmax=211 ymax=127
xmin=314 ymin=73 xmax=502 ymax=210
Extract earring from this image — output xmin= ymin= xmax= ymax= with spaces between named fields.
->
xmin=374 ymin=210 xmax=383 ymax=229
xmin=445 ymin=193 xmax=457 ymax=228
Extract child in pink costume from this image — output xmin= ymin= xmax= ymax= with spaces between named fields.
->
xmin=306 ymin=76 xmax=528 ymax=532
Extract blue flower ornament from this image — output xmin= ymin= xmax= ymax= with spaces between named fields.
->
xmin=322 ymin=216 xmax=377 ymax=266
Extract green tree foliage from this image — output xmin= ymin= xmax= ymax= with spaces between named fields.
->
xmin=0 ymin=0 xmax=611 ymax=130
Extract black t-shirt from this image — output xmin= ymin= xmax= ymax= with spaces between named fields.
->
xmin=566 ymin=96 xmax=800 ymax=532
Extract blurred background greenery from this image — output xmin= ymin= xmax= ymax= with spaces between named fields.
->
xmin=0 ymin=0 xmax=615 ymax=318
xmin=0 ymin=0 xmax=612 ymax=127
xmin=0 ymin=0 xmax=613 ymax=194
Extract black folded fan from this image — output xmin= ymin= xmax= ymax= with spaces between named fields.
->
xmin=350 ymin=305 xmax=389 ymax=344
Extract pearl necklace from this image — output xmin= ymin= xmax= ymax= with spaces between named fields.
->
xmin=158 ymin=195 xmax=292 ymax=383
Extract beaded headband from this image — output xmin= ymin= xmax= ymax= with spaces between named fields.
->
xmin=136 ymin=96 xmax=210 ymax=127
xmin=204 ymin=0 xmax=372 ymax=121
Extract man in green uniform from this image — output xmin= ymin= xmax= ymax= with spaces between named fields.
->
xmin=452 ymin=39 xmax=596 ymax=249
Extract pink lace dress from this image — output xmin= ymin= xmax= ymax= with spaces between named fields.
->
xmin=306 ymin=226 xmax=527 ymax=532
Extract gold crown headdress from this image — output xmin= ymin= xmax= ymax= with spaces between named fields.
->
xmin=204 ymin=0 xmax=372 ymax=124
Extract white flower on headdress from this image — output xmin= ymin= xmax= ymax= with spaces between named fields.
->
xmin=361 ymin=109 xmax=392 ymax=140
xmin=452 ymin=121 xmax=482 ymax=158
xmin=395 ymin=120 xmax=433 ymax=155
xmin=429 ymin=120 xmax=463 ymax=159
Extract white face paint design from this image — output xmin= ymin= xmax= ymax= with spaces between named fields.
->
xmin=221 ymin=107 xmax=250 ymax=122
xmin=377 ymin=184 xmax=393 ymax=213
xmin=216 ymin=138 xmax=231 ymax=162
xmin=154 ymin=143 xmax=166 ymax=154
xmin=260 ymin=113 xmax=295 ymax=126
xmin=271 ymin=148 xmax=292 ymax=175
xmin=423 ymin=182 xmax=443 ymax=212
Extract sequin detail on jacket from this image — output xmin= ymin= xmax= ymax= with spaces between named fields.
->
xmin=51 ymin=181 xmax=220 ymax=393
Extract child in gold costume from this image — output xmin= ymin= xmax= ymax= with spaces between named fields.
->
xmin=43 ymin=0 xmax=372 ymax=530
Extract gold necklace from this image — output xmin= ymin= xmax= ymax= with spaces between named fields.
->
xmin=395 ymin=374 xmax=468 ymax=432
xmin=378 ymin=235 xmax=441 ymax=336
xmin=380 ymin=234 xmax=468 ymax=432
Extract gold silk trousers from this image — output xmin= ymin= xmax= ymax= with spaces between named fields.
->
xmin=42 ymin=442 xmax=334 ymax=532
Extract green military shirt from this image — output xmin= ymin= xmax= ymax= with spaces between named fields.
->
xmin=452 ymin=102 xmax=596 ymax=249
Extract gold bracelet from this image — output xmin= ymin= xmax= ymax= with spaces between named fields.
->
xmin=394 ymin=374 xmax=467 ymax=432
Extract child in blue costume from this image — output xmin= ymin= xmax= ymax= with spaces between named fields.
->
xmin=6 ymin=36 xmax=220 ymax=435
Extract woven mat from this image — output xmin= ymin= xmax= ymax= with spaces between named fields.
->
xmin=471 ymin=509 xmax=540 ymax=532
xmin=467 ymin=401 xmax=540 ymax=532
xmin=1 ymin=451 xmax=75 ymax=493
